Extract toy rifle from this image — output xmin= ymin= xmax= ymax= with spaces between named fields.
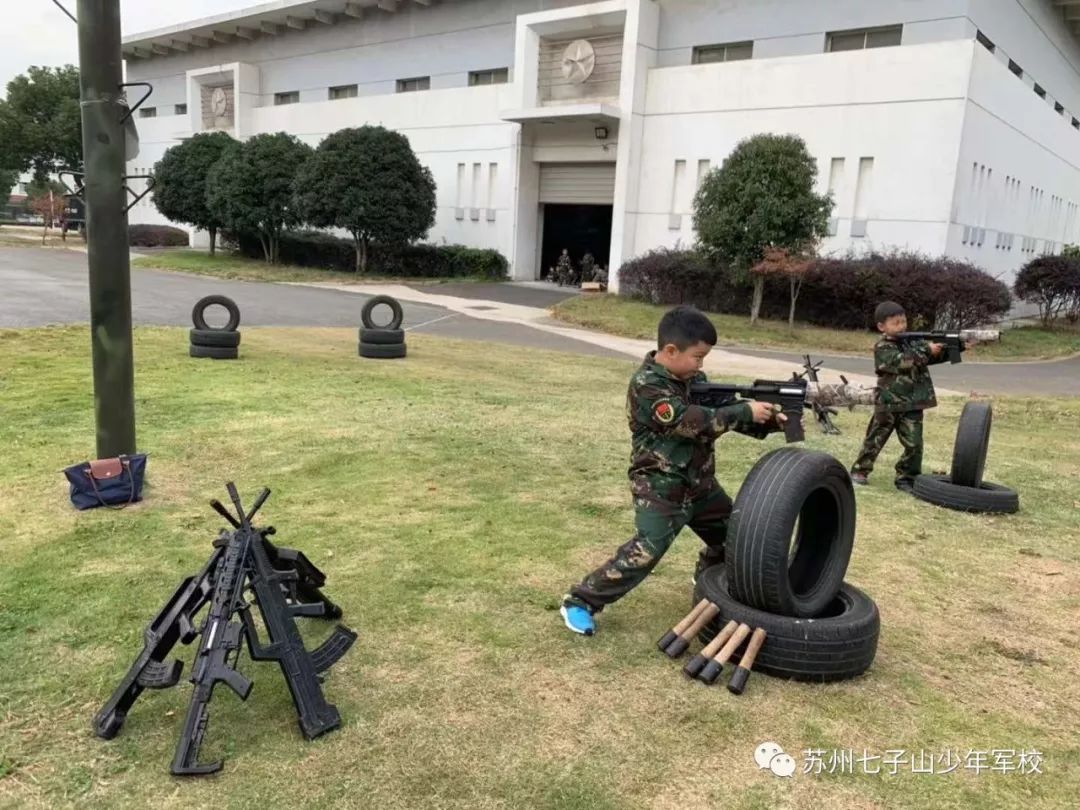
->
xmin=689 ymin=379 xmax=809 ymax=443
xmin=93 ymin=483 xmax=357 ymax=776
xmin=896 ymin=331 xmax=966 ymax=364
xmin=792 ymin=355 xmax=843 ymax=435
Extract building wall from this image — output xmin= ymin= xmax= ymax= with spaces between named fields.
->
xmin=946 ymin=43 xmax=1080 ymax=280
xmin=122 ymin=0 xmax=1080 ymax=286
xmin=634 ymin=40 xmax=972 ymax=266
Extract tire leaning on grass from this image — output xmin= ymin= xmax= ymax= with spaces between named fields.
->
xmin=360 ymin=295 xmax=404 ymax=331
xmin=190 ymin=328 xmax=241 ymax=348
xmin=191 ymin=294 xmax=241 ymax=332
xmin=358 ymin=328 xmax=405 ymax=345
xmin=693 ymin=567 xmax=880 ymax=682
xmin=913 ymin=474 xmax=1018 ymax=514
xmin=726 ymin=447 xmax=856 ymax=619
xmin=950 ymin=400 xmax=993 ymax=488
xmin=190 ymin=344 xmax=239 ymax=360
xmin=359 ymin=342 xmax=406 ymax=359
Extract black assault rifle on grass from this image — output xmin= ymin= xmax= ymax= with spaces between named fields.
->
xmin=689 ymin=379 xmax=809 ymax=443
xmin=93 ymin=483 xmax=357 ymax=776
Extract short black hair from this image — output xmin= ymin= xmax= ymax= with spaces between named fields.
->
xmin=874 ymin=301 xmax=905 ymax=325
xmin=657 ymin=305 xmax=717 ymax=350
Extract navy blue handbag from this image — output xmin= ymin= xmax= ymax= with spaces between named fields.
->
xmin=64 ymin=453 xmax=147 ymax=510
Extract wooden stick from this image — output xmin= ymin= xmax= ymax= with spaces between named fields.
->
xmin=663 ymin=602 xmax=720 ymax=658
xmin=683 ymin=620 xmax=737 ymax=678
xmin=728 ymin=628 xmax=768 ymax=695
xmin=656 ymin=598 xmax=709 ymax=652
xmin=697 ymin=623 xmax=751 ymax=684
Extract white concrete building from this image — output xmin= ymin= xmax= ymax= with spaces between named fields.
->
xmin=122 ymin=0 xmax=1080 ymax=290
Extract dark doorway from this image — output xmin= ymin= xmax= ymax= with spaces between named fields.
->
xmin=540 ymin=204 xmax=613 ymax=280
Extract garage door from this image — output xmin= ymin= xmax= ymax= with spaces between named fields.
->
xmin=538 ymin=163 xmax=616 ymax=205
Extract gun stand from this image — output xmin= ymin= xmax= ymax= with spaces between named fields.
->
xmin=92 ymin=483 xmax=357 ymax=775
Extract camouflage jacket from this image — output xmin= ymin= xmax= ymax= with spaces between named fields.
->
xmin=625 ymin=352 xmax=752 ymax=495
xmin=873 ymin=337 xmax=947 ymax=413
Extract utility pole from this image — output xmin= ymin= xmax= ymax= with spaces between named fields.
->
xmin=76 ymin=0 xmax=137 ymax=457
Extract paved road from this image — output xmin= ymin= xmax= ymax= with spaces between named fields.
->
xmin=0 ymin=248 xmax=628 ymax=360
xmin=727 ymin=346 xmax=1080 ymax=397
xmin=3 ymin=248 xmax=1077 ymax=395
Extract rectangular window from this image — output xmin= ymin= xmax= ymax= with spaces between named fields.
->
xmin=274 ymin=91 xmax=299 ymax=105
xmin=396 ymin=76 xmax=430 ymax=93
xmin=1072 ymin=117 xmax=1080 ymax=130
xmin=456 ymin=163 xmax=465 ymax=208
xmin=827 ymin=25 xmax=902 ymax=53
xmin=696 ymin=159 xmax=711 ymax=191
xmin=670 ymin=159 xmax=686 ymax=213
xmin=469 ymin=68 xmax=509 ymax=86
xmin=853 ymin=157 xmax=874 ymax=221
xmin=1008 ymin=60 xmax=1023 ymax=78
xmin=139 ymin=107 xmax=156 ymax=118
xmin=1055 ymin=102 xmax=1065 ymax=115
xmin=174 ymin=103 xmax=187 ymax=115
xmin=976 ymin=31 xmax=995 ymax=53
xmin=471 ymin=163 xmax=481 ymax=208
xmin=487 ymin=162 xmax=498 ymax=210
xmin=1034 ymin=84 xmax=1046 ymax=99
xmin=329 ymin=84 xmax=358 ymax=100
xmin=692 ymin=41 xmax=754 ymax=64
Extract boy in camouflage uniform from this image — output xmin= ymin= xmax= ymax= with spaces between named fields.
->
xmin=850 ymin=301 xmax=947 ymax=493
xmin=560 ymin=306 xmax=785 ymax=635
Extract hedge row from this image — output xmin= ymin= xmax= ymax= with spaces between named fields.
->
xmin=225 ymin=230 xmax=508 ymax=279
xmin=129 ymin=224 xmax=189 ymax=247
xmin=619 ymin=248 xmax=1012 ymax=329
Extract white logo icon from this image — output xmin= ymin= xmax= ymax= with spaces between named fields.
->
xmin=770 ymin=753 xmax=797 ymax=778
xmin=754 ymin=741 xmax=797 ymax=777
xmin=561 ymin=39 xmax=596 ymax=84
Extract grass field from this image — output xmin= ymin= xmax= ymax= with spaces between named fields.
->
xmin=552 ymin=295 xmax=1080 ymax=362
xmin=1 ymin=327 xmax=1078 ymax=809
xmin=131 ymin=249 xmax=482 ymax=286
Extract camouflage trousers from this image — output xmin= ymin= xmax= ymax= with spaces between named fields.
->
xmin=565 ymin=478 xmax=732 ymax=613
xmin=852 ymin=409 xmax=924 ymax=482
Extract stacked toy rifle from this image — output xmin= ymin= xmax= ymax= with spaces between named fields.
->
xmin=792 ymin=355 xmax=845 ymax=435
xmin=93 ymin=483 xmax=357 ymax=776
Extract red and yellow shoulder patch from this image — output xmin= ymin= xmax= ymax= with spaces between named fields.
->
xmin=653 ymin=400 xmax=676 ymax=424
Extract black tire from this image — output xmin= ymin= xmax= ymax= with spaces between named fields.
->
xmin=360 ymin=295 xmax=404 ymax=330
xmin=190 ymin=344 xmax=239 ymax=360
xmin=192 ymin=295 xmax=241 ymax=331
xmin=694 ymin=568 xmax=879 ymax=683
xmin=358 ymin=327 xmax=405 ymax=345
xmin=913 ymin=474 xmax=1018 ymax=514
xmin=950 ymin=401 xmax=992 ymax=488
xmin=726 ymin=447 xmax=856 ymax=618
xmin=190 ymin=328 xmax=241 ymax=348
xmin=359 ymin=342 xmax=407 ymax=359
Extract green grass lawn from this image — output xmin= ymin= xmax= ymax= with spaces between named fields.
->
xmin=131 ymin=249 xmax=482 ymax=286
xmin=553 ymin=295 xmax=1080 ymax=362
xmin=1 ymin=327 xmax=1078 ymax=809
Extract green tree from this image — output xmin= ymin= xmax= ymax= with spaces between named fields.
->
xmin=292 ymin=126 xmax=436 ymax=273
xmin=153 ymin=132 xmax=235 ymax=256
xmin=0 ymin=66 xmax=82 ymax=181
xmin=693 ymin=134 xmax=833 ymax=325
xmin=206 ymin=132 xmax=312 ymax=264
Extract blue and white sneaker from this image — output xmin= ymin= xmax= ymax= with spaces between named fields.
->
xmin=560 ymin=602 xmax=595 ymax=636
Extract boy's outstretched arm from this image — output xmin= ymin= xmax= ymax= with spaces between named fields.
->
xmin=635 ymin=384 xmax=752 ymax=440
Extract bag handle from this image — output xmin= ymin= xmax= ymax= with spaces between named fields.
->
xmin=85 ymin=456 xmax=136 ymax=511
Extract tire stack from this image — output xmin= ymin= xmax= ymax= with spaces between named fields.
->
xmin=359 ymin=295 xmax=406 ymax=359
xmin=190 ymin=295 xmax=241 ymax=360
xmin=912 ymin=400 xmax=1019 ymax=514
xmin=689 ymin=448 xmax=880 ymax=684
